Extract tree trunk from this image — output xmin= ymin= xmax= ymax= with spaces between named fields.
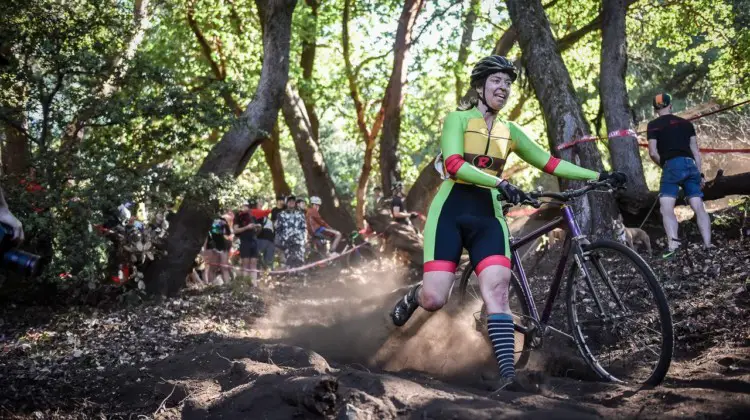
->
xmin=354 ymin=139 xmax=377 ymax=227
xmin=145 ymin=0 xmax=296 ymax=296
xmin=600 ymin=0 xmax=648 ymax=201
xmin=454 ymin=0 xmax=481 ymax=104
xmin=342 ymin=0 xmax=386 ymax=228
xmin=260 ymin=121 xmax=291 ymax=197
xmin=2 ymin=124 xmax=28 ymax=177
xmin=506 ymin=0 xmax=618 ymax=235
xmin=379 ymin=0 xmax=425 ymax=194
xmin=405 ymin=157 xmax=440 ymax=216
xmin=299 ymin=0 xmax=320 ymax=142
xmin=282 ymin=83 xmax=357 ymax=234
xmin=188 ymin=3 xmax=291 ymax=196
xmin=2 ymin=84 xmax=29 ymax=176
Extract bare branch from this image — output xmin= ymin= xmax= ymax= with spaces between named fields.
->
xmin=557 ymin=0 xmax=639 ymax=51
xmin=226 ymin=0 xmax=245 ymax=34
xmin=40 ymin=70 xmax=65 ymax=148
xmin=343 ymin=0 xmax=373 ymax=142
xmin=409 ymin=0 xmax=462 ymax=48
xmin=186 ymin=6 xmax=242 ymax=115
xmin=186 ymin=6 xmax=224 ymax=83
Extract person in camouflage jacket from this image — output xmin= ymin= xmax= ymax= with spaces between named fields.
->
xmin=275 ymin=195 xmax=307 ymax=268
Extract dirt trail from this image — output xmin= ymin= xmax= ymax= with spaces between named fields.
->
xmin=147 ymin=230 xmax=750 ymax=419
xmin=1 ymin=208 xmax=749 ymax=419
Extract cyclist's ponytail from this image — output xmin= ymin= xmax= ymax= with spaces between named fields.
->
xmin=457 ymin=94 xmax=478 ymax=111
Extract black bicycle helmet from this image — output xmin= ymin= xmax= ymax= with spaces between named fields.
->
xmin=470 ymin=55 xmax=518 ymax=88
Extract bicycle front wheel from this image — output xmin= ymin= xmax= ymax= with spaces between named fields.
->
xmin=567 ymin=239 xmax=673 ymax=385
xmin=456 ymin=262 xmax=533 ymax=369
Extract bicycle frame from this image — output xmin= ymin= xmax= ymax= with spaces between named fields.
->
xmin=508 ymin=205 xmax=583 ymax=330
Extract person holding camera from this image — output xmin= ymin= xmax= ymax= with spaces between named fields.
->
xmin=0 ymin=187 xmax=24 ymax=243
xmin=0 ymin=186 xmax=40 ymax=277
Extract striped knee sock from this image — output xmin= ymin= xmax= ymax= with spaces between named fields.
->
xmin=487 ymin=313 xmax=515 ymax=379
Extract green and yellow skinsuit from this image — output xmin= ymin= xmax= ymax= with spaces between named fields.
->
xmin=423 ymin=107 xmax=598 ymax=274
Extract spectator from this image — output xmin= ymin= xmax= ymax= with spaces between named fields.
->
xmin=307 ymin=196 xmax=342 ymax=255
xmin=390 ymin=182 xmax=417 ymax=227
xmin=250 ymin=198 xmax=276 ymax=270
xmin=276 ymin=195 xmax=307 ymax=268
xmin=205 ymin=212 xmax=233 ymax=285
xmin=297 ymin=197 xmax=307 ymax=212
xmin=234 ymin=202 xmax=261 ymax=284
xmin=296 ymin=197 xmax=310 ymax=240
xmin=271 ymin=195 xmax=286 ymax=266
xmin=271 ymin=195 xmax=286 ymax=222
xmin=119 ymin=202 xmax=136 ymax=225
xmin=0 ymin=186 xmax=23 ymax=242
xmin=647 ymin=92 xmax=714 ymax=258
xmin=368 ymin=186 xmax=384 ymax=215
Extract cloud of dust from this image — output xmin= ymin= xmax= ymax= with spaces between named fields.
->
xmin=255 ymin=265 xmax=499 ymax=382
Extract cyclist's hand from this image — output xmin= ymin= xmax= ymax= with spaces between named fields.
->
xmin=409 ymin=212 xmax=419 ymax=219
xmin=497 ymin=180 xmax=531 ymax=205
xmin=598 ymin=171 xmax=627 ymax=186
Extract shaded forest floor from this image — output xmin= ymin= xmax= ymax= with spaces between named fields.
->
xmin=1 ymin=206 xmax=749 ymax=419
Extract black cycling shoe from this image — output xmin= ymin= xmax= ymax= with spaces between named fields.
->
xmin=390 ymin=285 xmax=421 ymax=326
xmin=487 ymin=371 xmax=545 ymax=394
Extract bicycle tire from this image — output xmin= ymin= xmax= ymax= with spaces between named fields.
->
xmin=566 ymin=239 xmax=673 ymax=385
xmin=456 ymin=262 xmax=533 ymax=369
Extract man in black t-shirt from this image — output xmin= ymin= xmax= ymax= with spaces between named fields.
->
xmin=234 ymin=203 xmax=261 ymax=284
xmin=390 ymin=182 xmax=418 ymax=229
xmin=271 ymin=195 xmax=285 ymax=223
xmin=647 ymin=92 xmax=713 ymax=258
xmin=271 ymin=195 xmax=286 ymax=265
xmin=252 ymin=198 xmax=276 ymax=270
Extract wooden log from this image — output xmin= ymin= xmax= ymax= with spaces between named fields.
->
xmin=278 ymin=375 xmax=339 ymax=416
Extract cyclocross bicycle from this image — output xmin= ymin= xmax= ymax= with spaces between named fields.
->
xmin=456 ymin=179 xmax=674 ymax=385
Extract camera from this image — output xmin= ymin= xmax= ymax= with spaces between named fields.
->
xmin=0 ymin=223 xmax=41 ymax=277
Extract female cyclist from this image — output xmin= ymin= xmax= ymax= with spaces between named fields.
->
xmin=389 ymin=55 xmax=625 ymax=390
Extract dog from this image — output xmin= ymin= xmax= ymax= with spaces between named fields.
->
xmin=612 ymin=219 xmax=652 ymax=254
xmin=547 ymin=228 xmax=566 ymax=247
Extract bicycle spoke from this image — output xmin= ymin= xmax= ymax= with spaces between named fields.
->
xmin=569 ymin=241 xmax=672 ymax=385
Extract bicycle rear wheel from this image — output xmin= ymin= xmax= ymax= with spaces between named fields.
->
xmin=567 ymin=239 xmax=673 ymax=385
xmin=456 ymin=262 xmax=533 ymax=369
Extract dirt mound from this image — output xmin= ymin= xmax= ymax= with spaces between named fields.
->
xmin=133 ymin=338 xmax=603 ymax=419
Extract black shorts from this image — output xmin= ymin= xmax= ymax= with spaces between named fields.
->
xmin=239 ymin=239 xmax=259 ymax=259
xmin=424 ymin=181 xmax=510 ymax=274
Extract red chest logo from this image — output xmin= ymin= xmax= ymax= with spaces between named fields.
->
xmin=472 ymin=155 xmax=494 ymax=169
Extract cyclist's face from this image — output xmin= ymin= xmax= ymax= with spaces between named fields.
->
xmin=482 ymin=72 xmax=513 ymax=110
